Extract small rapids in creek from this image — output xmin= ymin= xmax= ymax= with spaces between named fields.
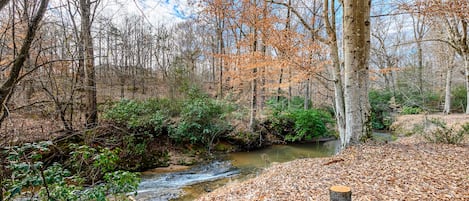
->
xmin=135 ymin=140 xmax=340 ymax=201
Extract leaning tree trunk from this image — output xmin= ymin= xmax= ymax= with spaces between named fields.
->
xmin=323 ymin=0 xmax=346 ymax=147
xmin=331 ymin=44 xmax=346 ymax=147
xmin=0 ymin=0 xmax=49 ymax=199
xmin=343 ymin=0 xmax=372 ymax=146
xmin=0 ymin=0 xmax=49 ymax=127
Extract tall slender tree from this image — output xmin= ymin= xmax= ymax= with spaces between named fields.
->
xmin=79 ymin=0 xmax=98 ymax=128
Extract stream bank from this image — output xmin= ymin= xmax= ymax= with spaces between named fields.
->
xmin=134 ymin=140 xmax=340 ymax=201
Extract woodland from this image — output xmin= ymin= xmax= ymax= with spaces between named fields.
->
xmin=0 ymin=0 xmax=468 ymax=200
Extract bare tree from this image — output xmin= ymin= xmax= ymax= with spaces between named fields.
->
xmin=79 ymin=0 xmax=98 ymax=128
xmin=443 ymin=50 xmax=456 ymax=114
xmin=410 ymin=2 xmax=430 ymax=94
xmin=0 ymin=0 xmax=49 ymax=127
xmin=0 ymin=0 xmax=49 ymax=199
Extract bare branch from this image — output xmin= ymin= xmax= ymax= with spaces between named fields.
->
xmin=0 ymin=0 xmax=10 ymax=11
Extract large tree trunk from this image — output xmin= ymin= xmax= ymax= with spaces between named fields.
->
xmin=343 ymin=0 xmax=371 ymax=146
xmin=80 ymin=0 xmax=98 ymax=128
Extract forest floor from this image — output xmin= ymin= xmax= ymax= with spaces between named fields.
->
xmin=197 ymin=114 xmax=469 ymax=201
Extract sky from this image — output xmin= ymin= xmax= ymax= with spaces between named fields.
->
xmin=99 ymin=0 xmax=199 ymax=26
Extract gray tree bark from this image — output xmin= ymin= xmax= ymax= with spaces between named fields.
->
xmin=464 ymin=54 xmax=469 ymax=114
xmin=323 ymin=0 xmax=346 ymax=147
xmin=80 ymin=0 xmax=98 ymax=128
xmin=343 ymin=0 xmax=372 ymax=146
xmin=249 ymin=0 xmax=259 ymax=131
xmin=443 ymin=54 xmax=455 ymax=114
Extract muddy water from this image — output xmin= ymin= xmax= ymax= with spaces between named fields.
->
xmin=135 ymin=140 xmax=339 ymax=201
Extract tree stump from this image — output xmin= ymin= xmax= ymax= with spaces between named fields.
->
xmin=329 ymin=185 xmax=352 ymax=201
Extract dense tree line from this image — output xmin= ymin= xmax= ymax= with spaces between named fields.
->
xmin=0 ymin=0 xmax=467 ymax=147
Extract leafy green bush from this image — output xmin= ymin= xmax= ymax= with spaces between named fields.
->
xmin=2 ymin=142 xmax=140 ymax=200
xmin=451 ymin=85 xmax=467 ymax=113
xmin=369 ymin=90 xmax=394 ymax=130
xmin=266 ymin=96 xmax=288 ymax=115
xmin=284 ymin=109 xmax=334 ymax=142
xmin=268 ymin=107 xmax=334 ymax=142
xmin=424 ymin=119 xmax=469 ymax=144
xmin=170 ymin=96 xmax=232 ymax=147
xmin=401 ymin=106 xmax=423 ymax=115
xmin=103 ymin=99 xmax=177 ymax=135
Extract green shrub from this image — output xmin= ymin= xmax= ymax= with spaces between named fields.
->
xmin=268 ymin=108 xmax=334 ymax=142
xmin=2 ymin=142 xmax=140 ymax=200
xmin=290 ymin=96 xmax=311 ymax=109
xmin=170 ymin=96 xmax=233 ymax=147
xmin=369 ymin=89 xmax=394 ymax=130
xmin=423 ymin=119 xmax=469 ymax=144
xmin=103 ymin=99 xmax=176 ymax=135
xmin=451 ymin=85 xmax=467 ymax=113
xmin=401 ymin=106 xmax=423 ymax=115
xmin=266 ymin=96 xmax=312 ymax=114
xmin=284 ymin=109 xmax=334 ymax=142
xmin=266 ymin=96 xmax=288 ymax=115
xmin=398 ymin=90 xmax=441 ymax=112
xmin=269 ymin=111 xmax=294 ymax=136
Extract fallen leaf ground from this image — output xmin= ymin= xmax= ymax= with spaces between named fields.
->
xmin=198 ymin=135 xmax=469 ymax=200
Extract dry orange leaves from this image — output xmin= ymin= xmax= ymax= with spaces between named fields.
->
xmin=198 ymin=136 xmax=469 ymax=201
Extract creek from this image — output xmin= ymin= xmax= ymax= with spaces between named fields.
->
xmin=134 ymin=140 xmax=339 ymax=201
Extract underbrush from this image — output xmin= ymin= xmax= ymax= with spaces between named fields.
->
xmin=1 ymin=141 xmax=140 ymax=201
xmin=266 ymin=97 xmax=335 ymax=142
xmin=423 ymin=119 xmax=469 ymax=144
xmin=103 ymin=87 xmax=234 ymax=154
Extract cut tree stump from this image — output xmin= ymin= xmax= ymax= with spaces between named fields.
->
xmin=329 ymin=185 xmax=352 ymax=201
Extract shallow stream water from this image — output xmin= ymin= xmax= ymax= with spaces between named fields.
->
xmin=134 ymin=140 xmax=340 ymax=201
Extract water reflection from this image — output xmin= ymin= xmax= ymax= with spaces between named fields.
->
xmin=227 ymin=140 xmax=339 ymax=171
xmin=136 ymin=140 xmax=339 ymax=201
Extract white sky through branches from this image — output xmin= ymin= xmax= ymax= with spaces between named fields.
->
xmin=98 ymin=0 xmax=197 ymax=26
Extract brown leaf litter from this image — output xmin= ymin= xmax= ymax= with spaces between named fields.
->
xmin=198 ymin=135 xmax=469 ymax=201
